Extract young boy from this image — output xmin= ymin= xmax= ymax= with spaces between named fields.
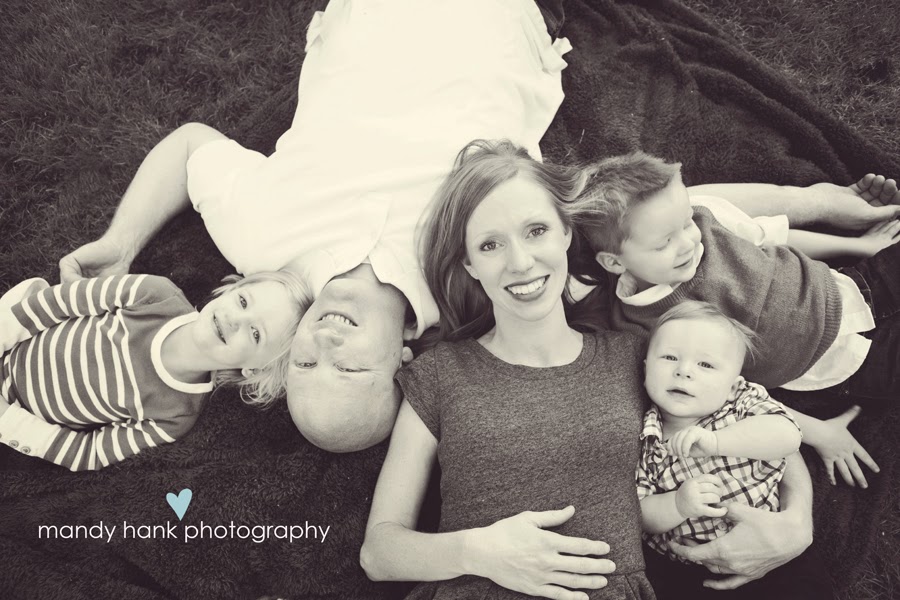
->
xmin=585 ymin=151 xmax=896 ymax=486
xmin=637 ymin=301 xmax=831 ymax=600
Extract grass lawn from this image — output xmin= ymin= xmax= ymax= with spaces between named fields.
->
xmin=1 ymin=1 xmax=897 ymax=599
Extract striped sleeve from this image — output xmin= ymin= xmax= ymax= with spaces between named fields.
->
xmin=0 ymin=402 xmax=179 ymax=471
xmin=9 ymin=275 xmax=158 ymax=337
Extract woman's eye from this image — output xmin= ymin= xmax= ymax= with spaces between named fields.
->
xmin=528 ymin=225 xmax=548 ymax=238
xmin=480 ymin=241 xmax=498 ymax=252
xmin=239 ymin=295 xmax=248 ymax=308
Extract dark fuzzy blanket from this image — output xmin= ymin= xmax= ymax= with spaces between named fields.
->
xmin=1 ymin=1 xmax=897 ymax=599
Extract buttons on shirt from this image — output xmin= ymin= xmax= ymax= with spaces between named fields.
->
xmin=716 ymin=521 xmax=729 ymax=532
xmin=21 ymin=447 xmax=30 ymax=455
xmin=8 ymin=440 xmax=18 ymax=449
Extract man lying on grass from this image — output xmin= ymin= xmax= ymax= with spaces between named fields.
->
xmin=60 ymin=0 xmax=900 ymax=460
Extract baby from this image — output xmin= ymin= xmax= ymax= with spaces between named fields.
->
xmin=584 ymin=151 xmax=895 ymax=487
xmin=0 ymin=272 xmax=310 ymax=471
xmin=636 ymin=301 xmax=829 ymax=596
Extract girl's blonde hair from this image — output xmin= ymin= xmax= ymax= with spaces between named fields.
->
xmin=208 ymin=271 xmax=312 ymax=408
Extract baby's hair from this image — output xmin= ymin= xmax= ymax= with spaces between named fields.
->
xmin=649 ymin=300 xmax=757 ymax=367
xmin=581 ymin=151 xmax=682 ymax=253
xmin=209 ymin=271 xmax=312 ymax=408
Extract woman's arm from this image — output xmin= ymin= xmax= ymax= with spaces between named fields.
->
xmin=668 ymin=452 xmax=813 ymax=590
xmin=361 ymin=400 xmax=615 ymax=600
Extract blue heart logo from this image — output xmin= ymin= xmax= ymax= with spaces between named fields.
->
xmin=166 ymin=488 xmax=193 ymax=521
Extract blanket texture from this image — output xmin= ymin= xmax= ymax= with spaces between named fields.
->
xmin=1 ymin=1 xmax=897 ymax=599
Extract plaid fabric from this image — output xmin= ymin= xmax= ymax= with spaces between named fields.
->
xmin=635 ymin=381 xmax=800 ymax=562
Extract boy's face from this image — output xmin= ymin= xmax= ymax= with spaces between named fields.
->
xmin=602 ymin=175 xmax=702 ymax=290
xmin=644 ymin=318 xmax=745 ymax=423
xmin=195 ymin=280 xmax=297 ymax=370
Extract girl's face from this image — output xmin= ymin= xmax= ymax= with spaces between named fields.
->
xmin=463 ymin=175 xmax=572 ymax=326
xmin=196 ymin=280 xmax=297 ymax=370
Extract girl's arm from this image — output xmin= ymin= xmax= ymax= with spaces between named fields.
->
xmin=0 ymin=399 xmax=184 ymax=471
xmin=668 ymin=415 xmax=801 ymax=462
xmin=360 ymin=400 xmax=614 ymax=600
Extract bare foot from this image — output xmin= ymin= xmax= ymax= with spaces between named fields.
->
xmin=859 ymin=219 xmax=900 ymax=257
xmin=849 ymin=174 xmax=900 ymax=208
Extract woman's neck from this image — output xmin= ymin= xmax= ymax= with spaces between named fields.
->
xmin=161 ymin=321 xmax=217 ymax=384
xmin=479 ymin=301 xmax=582 ymax=368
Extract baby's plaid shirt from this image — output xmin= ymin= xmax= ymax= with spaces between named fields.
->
xmin=635 ymin=381 xmax=801 ymax=562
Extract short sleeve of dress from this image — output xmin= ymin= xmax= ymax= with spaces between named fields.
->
xmin=395 ymin=348 xmax=441 ymax=440
xmin=733 ymin=382 xmax=801 ymax=434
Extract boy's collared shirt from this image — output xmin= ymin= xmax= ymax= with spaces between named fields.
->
xmin=635 ymin=381 xmax=800 ymax=562
xmin=615 ymin=194 xmax=874 ymax=390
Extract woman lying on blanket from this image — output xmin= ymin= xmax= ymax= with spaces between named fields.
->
xmin=361 ymin=140 xmax=817 ymax=599
xmin=0 ymin=271 xmax=309 ymax=471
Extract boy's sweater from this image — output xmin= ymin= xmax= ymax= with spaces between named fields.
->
xmin=609 ymin=206 xmax=842 ymax=388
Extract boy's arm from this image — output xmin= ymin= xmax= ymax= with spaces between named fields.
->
xmin=640 ymin=491 xmax=684 ymax=534
xmin=668 ymin=416 xmax=801 ymax=462
xmin=713 ymin=415 xmax=802 ymax=460
xmin=0 ymin=399 xmax=180 ymax=471
xmin=785 ymin=405 xmax=879 ymax=488
xmin=787 ymin=220 xmax=900 ymax=260
xmin=59 ymin=123 xmax=226 ymax=283
xmin=687 ymin=179 xmax=900 ymax=230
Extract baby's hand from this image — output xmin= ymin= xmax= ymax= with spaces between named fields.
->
xmin=675 ymin=474 xmax=727 ymax=520
xmin=813 ymin=405 xmax=880 ymax=488
xmin=858 ymin=219 xmax=900 ymax=257
xmin=666 ymin=426 xmax=718 ymax=458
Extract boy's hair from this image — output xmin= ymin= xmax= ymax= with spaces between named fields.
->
xmin=581 ymin=151 xmax=682 ymax=253
xmin=649 ymin=300 xmax=757 ymax=367
xmin=209 ymin=271 xmax=312 ymax=407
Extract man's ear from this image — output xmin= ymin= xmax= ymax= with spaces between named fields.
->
xmin=401 ymin=346 xmax=414 ymax=365
xmin=596 ymin=251 xmax=626 ymax=275
xmin=241 ymin=367 xmax=257 ymax=379
xmin=727 ymin=376 xmax=746 ymax=401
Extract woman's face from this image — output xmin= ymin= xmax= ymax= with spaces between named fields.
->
xmin=463 ymin=175 xmax=572 ymax=326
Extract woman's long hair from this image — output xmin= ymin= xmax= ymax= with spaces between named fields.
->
xmin=419 ymin=139 xmax=609 ymax=349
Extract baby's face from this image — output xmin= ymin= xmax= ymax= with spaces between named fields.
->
xmin=616 ymin=176 xmax=702 ymax=290
xmin=644 ymin=318 xmax=745 ymax=422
